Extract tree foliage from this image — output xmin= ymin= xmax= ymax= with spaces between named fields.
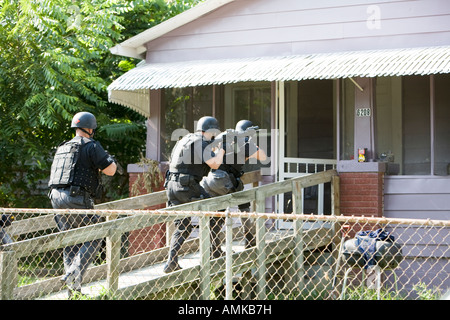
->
xmin=0 ymin=0 xmax=202 ymax=207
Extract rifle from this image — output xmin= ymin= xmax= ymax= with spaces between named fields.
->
xmin=212 ymin=126 xmax=260 ymax=152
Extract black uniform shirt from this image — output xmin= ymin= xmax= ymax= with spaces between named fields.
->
xmin=71 ymin=136 xmax=114 ymax=195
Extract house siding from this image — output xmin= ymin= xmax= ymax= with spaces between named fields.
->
xmin=384 ymin=176 xmax=450 ymax=294
xmin=384 ymin=176 xmax=450 ymax=220
xmin=145 ymin=0 xmax=450 ymax=63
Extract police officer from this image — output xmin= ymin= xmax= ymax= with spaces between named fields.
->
xmin=48 ymin=111 xmax=117 ymax=297
xmin=201 ymin=120 xmax=267 ymax=250
xmin=163 ymin=116 xmax=225 ymax=273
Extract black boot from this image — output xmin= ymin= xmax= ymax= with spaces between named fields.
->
xmin=163 ymin=259 xmax=182 ymax=273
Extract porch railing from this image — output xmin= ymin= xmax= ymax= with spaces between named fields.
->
xmin=0 ymin=170 xmax=339 ymax=300
xmin=1 ymin=168 xmax=449 ymax=300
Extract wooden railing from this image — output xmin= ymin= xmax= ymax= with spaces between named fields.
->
xmin=0 ymin=170 xmax=339 ymax=300
xmin=6 ymin=170 xmax=262 ymax=239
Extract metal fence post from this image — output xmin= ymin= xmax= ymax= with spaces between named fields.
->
xmin=0 ymin=250 xmax=16 ymax=300
xmin=255 ymin=190 xmax=267 ymax=300
xmin=199 ymin=214 xmax=211 ymax=299
xmin=225 ymin=208 xmax=233 ymax=300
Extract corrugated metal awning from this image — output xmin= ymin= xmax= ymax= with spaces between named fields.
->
xmin=108 ymin=46 xmax=450 ymax=116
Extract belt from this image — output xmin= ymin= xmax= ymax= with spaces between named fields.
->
xmin=168 ymin=172 xmax=200 ymax=183
xmin=56 ymin=185 xmax=91 ymax=197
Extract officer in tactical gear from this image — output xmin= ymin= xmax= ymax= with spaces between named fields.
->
xmin=163 ymin=116 xmax=225 ymax=273
xmin=201 ymin=120 xmax=267 ymax=250
xmin=48 ymin=111 xmax=118 ymax=297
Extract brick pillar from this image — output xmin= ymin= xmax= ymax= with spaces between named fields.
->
xmin=340 ymin=172 xmax=384 ymax=217
xmin=127 ymin=166 xmax=167 ymax=256
xmin=338 ymin=161 xmax=386 ymax=237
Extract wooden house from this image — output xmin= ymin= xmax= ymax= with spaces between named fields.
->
xmin=108 ymin=0 xmax=450 ymax=293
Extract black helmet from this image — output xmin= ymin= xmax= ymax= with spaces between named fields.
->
xmin=71 ymin=112 xmax=97 ymax=129
xmin=196 ymin=116 xmax=219 ymax=132
xmin=235 ymin=119 xmax=253 ymax=133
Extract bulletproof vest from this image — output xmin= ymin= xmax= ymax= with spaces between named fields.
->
xmin=48 ymin=137 xmax=99 ymax=195
xmin=169 ymin=133 xmax=211 ymax=180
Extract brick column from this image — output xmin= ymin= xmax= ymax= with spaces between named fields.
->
xmin=337 ymin=161 xmax=387 ymax=237
xmin=126 ymin=163 xmax=168 ymax=256
xmin=339 ymin=172 xmax=384 ymax=217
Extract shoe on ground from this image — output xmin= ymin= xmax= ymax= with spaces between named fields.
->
xmin=163 ymin=261 xmax=182 ymax=273
xmin=60 ymin=269 xmax=80 ymax=285
xmin=60 ymin=269 xmax=82 ymax=298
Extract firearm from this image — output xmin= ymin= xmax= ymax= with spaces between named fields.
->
xmin=212 ymin=126 xmax=259 ymax=152
xmin=111 ymin=155 xmax=125 ymax=175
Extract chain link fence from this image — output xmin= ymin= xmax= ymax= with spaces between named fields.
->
xmin=0 ymin=171 xmax=448 ymax=300
xmin=1 ymin=207 xmax=448 ymax=300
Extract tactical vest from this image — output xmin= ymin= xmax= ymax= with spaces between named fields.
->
xmin=48 ymin=137 xmax=99 ymax=195
xmin=169 ymin=133 xmax=211 ymax=181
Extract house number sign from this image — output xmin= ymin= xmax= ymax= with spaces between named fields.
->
xmin=356 ymin=108 xmax=371 ymax=117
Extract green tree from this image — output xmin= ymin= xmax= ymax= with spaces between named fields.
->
xmin=0 ymin=0 xmax=201 ymax=207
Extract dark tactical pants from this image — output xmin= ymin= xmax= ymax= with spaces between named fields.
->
xmin=201 ymin=170 xmax=256 ymax=249
xmin=0 ymin=228 xmax=13 ymax=245
xmin=166 ymin=175 xmax=226 ymax=263
xmin=50 ymin=187 xmax=103 ymax=287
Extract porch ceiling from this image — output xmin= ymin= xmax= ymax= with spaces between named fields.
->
xmin=108 ymin=46 xmax=450 ymax=117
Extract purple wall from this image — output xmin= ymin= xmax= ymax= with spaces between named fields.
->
xmin=385 ymin=176 xmax=450 ymax=220
xmin=145 ymin=0 xmax=450 ymax=63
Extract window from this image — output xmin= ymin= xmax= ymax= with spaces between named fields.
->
xmin=224 ymin=82 xmax=272 ymax=130
xmin=375 ymin=75 xmax=450 ymax=176
xmin=434 ymin=74 xmax=450 ymax=175
xmin=402 ymin=76 xmax=431 ymax=175
xmin=285 ymin=80 xmax=336 ymax=159
xmin=161 ymin=86 xmax=214 ymax=160
xmin=375 ymin=77 xmax=403 ymax=171
xmin=161 ymin=82 xmax=273 ymax=165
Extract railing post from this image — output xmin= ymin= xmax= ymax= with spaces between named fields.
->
xmin=106 ymin=214 xmax=121 ymax=296
xmin=255 ymin=190 xmax=266 ymax=300
xmin=331 ymin=175 xmax=341 ymax=274
xmin=0 ymin=250 xmax=16 ymax=300
xmin=331 ymin=175 xmax=340 ymax=217
xmin=292 ymin=180 xmax=304 ymax=291
xmin=199 ymin=214 xmax=211 ymax=300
